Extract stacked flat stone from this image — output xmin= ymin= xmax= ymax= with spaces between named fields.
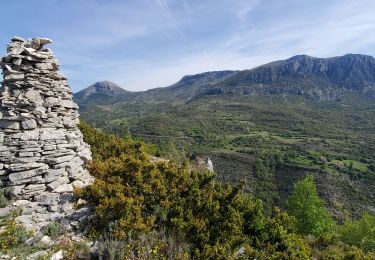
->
xmin=0 ymin=37 xmax=93 ymax=231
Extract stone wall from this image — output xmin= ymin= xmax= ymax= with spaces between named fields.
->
xmin=0 ymin=37 xmax=93 ymax=232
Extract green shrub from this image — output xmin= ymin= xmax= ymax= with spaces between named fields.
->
xmin=0 ymin=210 xmax=32 ymax=253
xmin=40 ymin=221 xmax=65 ymax=238
xmin=338 ymin=213 xmax=375 ymax=252
xmin=56 ymin=239 xmax=90 ymax=260
xmin=310 ymin=236 xmax=375 ymax=259
xmin=97 ymin=231 xmax=190 ymax=260
xmin=79 ymin=121 xmax=156 ymax=161
xmin=0 ymin=188 xmax=11 ymax=208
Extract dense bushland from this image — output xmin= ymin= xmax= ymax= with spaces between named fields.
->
xmin=1 ymin=123 xmax=373 ymax=258
xmin=76 ymin=123 xmax=375 ymax=259
xmin=79 ymin=95 xmax=375 ymax=221
xmin=78 ymin=123 xmax=311 ymax=258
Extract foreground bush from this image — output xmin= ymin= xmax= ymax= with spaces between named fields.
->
xmin=0 ymin=210 xmax=33 ymax=253
xmin=338 ymin=213 xmax=375 ymax=252
xmin=78 ymin=123 xmax=311 ymax=259
xmin=96 ymin=231 xmax=190 ymax=259
xmin=309 ymin=236 xmax=375 ymax=259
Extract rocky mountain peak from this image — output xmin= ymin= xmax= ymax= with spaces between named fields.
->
xmin=74 ymin=80 xmax=131 ymax=105
xmin=286 ymin=54 xmax=317 ymax=61
xmin=82 ymin=80 xmax=127 ymax=97
xmin=74 ymin=54 xmax=375 ymax=105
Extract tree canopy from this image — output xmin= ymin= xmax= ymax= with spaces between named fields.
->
xmin=286 ymin=174 xmax=336 ymax=237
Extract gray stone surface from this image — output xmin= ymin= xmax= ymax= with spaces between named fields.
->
xmin=40 ymin=235 xmax=53 ymax=245
xmin=26 ymin=250 xmax=48 ymax=260
xmin=21 ymin=119 xmax=37 ymax=129
xmin=0 ymin=37 xmax=94 ymax=233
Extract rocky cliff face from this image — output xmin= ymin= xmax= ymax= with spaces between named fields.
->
xmin=0 ymin=37 xmax=93 ymax=232
xmin=213 ymin=54 xmax=375 ymax=100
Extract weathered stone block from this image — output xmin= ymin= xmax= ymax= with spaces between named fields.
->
xmin=21 ymin=119 xmax=37 ymax=129
xmin=46 ymin=176 xmax=69 ymax=190
xmin=8 ymin=162 xmax=46 ymax=173
xmin=0 ymin=120 xmax=20 ymax=130
xmin=34 ymin=192 xmax=59 ymax=206
xmin=52 ymin=183 xmax=73 ymax=193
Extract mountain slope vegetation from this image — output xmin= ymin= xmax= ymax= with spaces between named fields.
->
xmin=1 ymin=123 xmax=374 ymax=258
xmin=76 ymin=123 xmax=375 ymax=259
xmin=75 ymin=54 xmax=375 ymax=221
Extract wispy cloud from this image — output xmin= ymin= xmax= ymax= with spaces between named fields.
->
xmin=181 ymin=0 xmax=191 ymax=15
xmin=154 ymin=0 xmax=185 ymax=38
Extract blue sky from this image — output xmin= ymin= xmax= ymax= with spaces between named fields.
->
xmin=1 ymin=0 xmax=375 ymax=92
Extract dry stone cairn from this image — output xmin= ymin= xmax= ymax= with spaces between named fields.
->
xmin=0 ymin=37 xmax=93 ymax=232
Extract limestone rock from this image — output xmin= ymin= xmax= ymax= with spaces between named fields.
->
xmin=50 ymin=250 xmax=63 ymax=260
xmin=8 ymin=165 xmax=48 ymax=182
xmin=38 ymin=38 xmax=53 ymax=45
xmin=26 ymin=250 xmax=48 ymax=260
xmin=53 ymin=183 xmax=73 ymax=193
xmin=0 ymin=37 xmax=93 ymax=233
xmin=0 ymin=120 xmax=19 ymax=130
xmin=8 ymin=162 xmax=46 ymax=172
xmin=11 ymin=36 xmax=26 ymax=42
xmin=34 ymin=192 xmax=59 ymax=205
xmin=46 ymin=176 xmax=69 ymax=190
xmin=40 ymin=235 xmax=53 ymax=245
xmin=0 ymin=206 xmax=12 ymax=217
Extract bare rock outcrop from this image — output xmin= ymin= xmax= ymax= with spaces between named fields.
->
xmin=0 ymin=37 xmax=93 ymax=232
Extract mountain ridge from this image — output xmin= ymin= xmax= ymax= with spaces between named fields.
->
xmin=74 ymin=54 xmax=375 ymax=105
xmin=209 ymin=53 xmax=375 ymax=100
xmin=74 ymin=54 xmax=375 ymax=222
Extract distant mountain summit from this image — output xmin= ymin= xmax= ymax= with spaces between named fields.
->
xmin=74 ymin=81 xmax=132 ymax=105
xmin=80 ymin=80 xmax=128 ymax=97
xmin=211 ymin=54 xmax=375 ymax=100
xmin=74 ymin=54 xmax=375 ymax=105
